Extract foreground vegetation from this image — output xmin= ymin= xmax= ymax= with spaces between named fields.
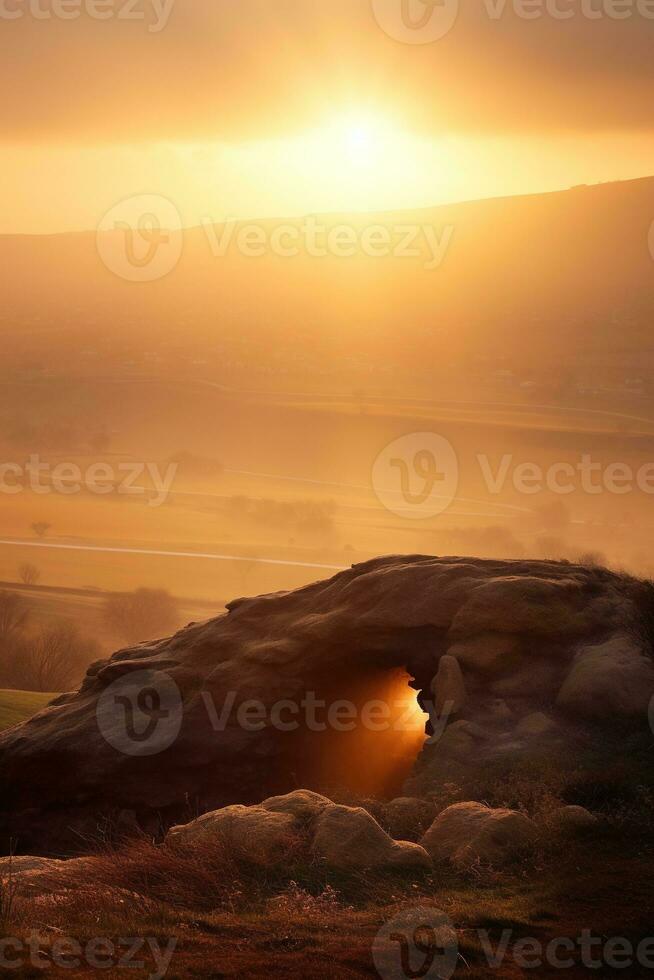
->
xmin=2 ymin=826 xmax=654 ymax=978
xmin=3 ymin=747 xmax=654 ymax=979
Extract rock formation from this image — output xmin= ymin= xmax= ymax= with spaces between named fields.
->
xmin=431 ymin=655 xmax=467 ymax=716
xmin=0 ymin=555 xmax=652 ymax=854
xmin=420 ymin=802 xmax=538 ymax=867
xmin=167 ymin=790 xmax=431 ymax=872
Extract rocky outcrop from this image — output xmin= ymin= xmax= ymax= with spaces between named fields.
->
xmin=167 ymin=791 xmax=431 ymax=873
xmin=0 ymin=555 xmax=651 ymax=853
xmin=421 ymin=802 xmax=538 ymax=868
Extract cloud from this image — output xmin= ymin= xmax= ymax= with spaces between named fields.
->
xmin=1 ymin=0 xmax=653 ymax=143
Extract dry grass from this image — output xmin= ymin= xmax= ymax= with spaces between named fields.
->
xmin=4 ymin=752 xmax=654 ymax=978
xmin=84 ymin=831 xmax=439 ymax=916
xmin=8 ymin=835 xmax=654 ymax=979
xmin=0 ymin=855 xmax=19 ymax=935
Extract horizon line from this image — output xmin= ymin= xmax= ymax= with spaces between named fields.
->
xmin=2 ymin=173 xmax=654 ymax=241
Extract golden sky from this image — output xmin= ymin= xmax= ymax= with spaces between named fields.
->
xmin=2 ymin=0 xmax=653 ymax=232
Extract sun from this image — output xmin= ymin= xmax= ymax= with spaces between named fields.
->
xmin=330 ymin=112 xmax=393 ymax=165
xmin=179 ymin=108 xmax=460 ymax=221
xmin=248 ymin=108 xmax=452 ymax=213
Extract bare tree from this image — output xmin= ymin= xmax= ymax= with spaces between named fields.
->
xmin=15 ymin=622 xmax=101 ymax=693
xmin=102 ymin=588 xmax=180 ymax=644
xmin=0 ymin=592 xmax=31 ymax=641
xmin=18 ymin=563 xmax=40 ymax=587
xmin=30 ymin=522 xmax=51 ymax=539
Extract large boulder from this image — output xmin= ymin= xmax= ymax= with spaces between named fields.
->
xmin=381 ymin=797 xmax=437 ymax=842
xmin=0 ymin=856 xmax=93 ymax=896
xmin=0 ymin=855 xmax=64 ymax=876
xmin=421 ymin=802 xmax=538 ymax=868
xmin=0 ymin=555 xmax=649 ymax=852
xmin=167 ymin=804 xmax=298 ymax=866
xmin=557 ymin=635 xmax=654 ymax=719
xmin=166 ymin=794 xmax=432 ymax=873
xmin=312 ymin=804 xmax=431 ymax=872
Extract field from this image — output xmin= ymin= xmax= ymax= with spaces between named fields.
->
xmin=2 ymin=378 xmax=654 ymax=610
xmin=0 ymin=689 xmax=56 ymax=732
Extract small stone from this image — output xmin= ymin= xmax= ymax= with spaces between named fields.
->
xmin=515 ymin=712 xmax=557 ymax=738
xmin=487 ymin=699 xmax=514 ymax=723
xmin=553 ymin=805 xmax=598 ymax=833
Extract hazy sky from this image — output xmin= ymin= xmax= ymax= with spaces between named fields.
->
xmin=2 ymin=0 xmax=653 ymax=232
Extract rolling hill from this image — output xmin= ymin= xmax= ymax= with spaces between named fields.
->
xmin=1 ymin=176 xmax=654 ymax=389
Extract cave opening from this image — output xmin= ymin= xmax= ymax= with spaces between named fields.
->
xmin=277 ymin=667 xmax=430 ymax=800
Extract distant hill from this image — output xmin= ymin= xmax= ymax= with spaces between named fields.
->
xmin=2 ymin=177 xmax=654 ymax=382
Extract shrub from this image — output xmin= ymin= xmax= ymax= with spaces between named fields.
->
xmin=30 ymin=522 xmax=51 ymax=539
xmin=102 ymin=588 xmax=180 ymax=644
xmin=0 ymin=621 xmax=101 ymax=692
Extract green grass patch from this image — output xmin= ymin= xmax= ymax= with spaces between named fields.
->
xmin=0 ymin=689 xmax=57 ymax=732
